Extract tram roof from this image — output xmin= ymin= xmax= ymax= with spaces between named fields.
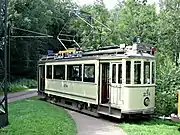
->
xmin=38 ymin=43 xmax=156 ymax=64
xmin=38 ymin=53 xmax=155 ymax=64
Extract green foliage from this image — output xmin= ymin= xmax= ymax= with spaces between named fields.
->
xmin=120 ymin=119 xmax=180 ymax=135
xmin=0 ymin=79 xmax=37 ymax=94
xmin=8 ymin=0 xmax=73 ymax=78
xmin=0 ymin=99 xmax=76 ymax=135
xmin=13 ymin=78 xmax=37 ymax=88
xmin=5 ymin=0 xmax=180 ymax=115
xmin=69 ymin=1 xmax=111 ymax=49
xmin=8 ymin=83 xmax=28 ymax=93
xmin=155 ymin=53 xmax=180 ymax=115
xmin=110 ymin=0 xmax=158 ymax=44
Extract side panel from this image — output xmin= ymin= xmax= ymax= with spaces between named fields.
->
xmin=44 ymin=60 xmax=99 ymax=104
xmin=45 ymin=80 xmax=98 ymax=104
xmin=122 ymin=85 xmax=155 ymax=113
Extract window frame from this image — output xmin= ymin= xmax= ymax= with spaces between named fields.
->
xmin=126 ymin=61 xmax=131 ymax=84
xmin=53 ymin=65 xmax=65 ymax=80
xmin=118 ymin=63 xmax=122 ymax=84
xmin=111 ymin=63 xmax=122 ymax=84
xmin=67 ymin=64 xmax=82 ymax=82
xmin=151 ymin=61 xmax=156 ymax=84
xmin=112 ymin=64 xmax=116 ymax=84
xmin=144 ymin=61 xmax=151 ymax=84
xmin=134 ymin=61 xmax=141 ymax=84
xmin=46 ymin=65 xmax=52 ymax=79
xmin=83 ymin=64 xmax=95 ymax=83
xmin=125 ymin=60 xmax=156 ymax=85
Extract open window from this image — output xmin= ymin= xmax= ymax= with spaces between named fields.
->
xmin=67 ymin=65 xmax=82 ymax=81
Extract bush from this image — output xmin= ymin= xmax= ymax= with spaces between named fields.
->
xmin=155 ymin=53 xmax=180 ymax=115
xmin=0 ymin=78 xmax=37 ymax=94
xmin=8 ymin=83 xmax=28 ymax=92
xmin=13 ymin=78 xmax=37 ymax=89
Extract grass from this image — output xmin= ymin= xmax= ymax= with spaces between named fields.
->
xmin=0 ymin=99 xmax=76 ymax=135
xmin=120 ymin=119 xmax=180 ymax=135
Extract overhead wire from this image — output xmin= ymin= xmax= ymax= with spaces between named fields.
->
xmin=11 ymin=27 xmax=53 ymax=37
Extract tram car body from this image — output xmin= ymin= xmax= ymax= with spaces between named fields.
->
xmin=38 ymin=43 xmax=156 ymax=118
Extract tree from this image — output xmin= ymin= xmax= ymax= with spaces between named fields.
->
xmin=109 ymin=0 xmax=158 ymax=45
xmin=157 ymin=0 xmax=180 ymax=66
xmin=8 ymin=0 xmax=73 ymax=79
xmin=69 ymin=0 xmax=111 ymax=49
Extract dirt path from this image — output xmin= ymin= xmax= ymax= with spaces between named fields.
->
xmin=68 ymin=110 xmax=127 ymax=135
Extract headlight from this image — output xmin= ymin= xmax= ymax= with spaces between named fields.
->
xmin=144 ymin=97 xmax=150 ymax=106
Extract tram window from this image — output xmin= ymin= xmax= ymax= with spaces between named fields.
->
xmin=67 ymin=65 xmax=82 ymax=81
xmin=112 ymin=64 xmax=116 ymax=83
xmin=144 ymin=62 xmax=150 ymax=84
xmin=152 ymin=62 xmax=155 ymax=84
xmin=126 ymin=61 xmax=131 ymax=84
xmin=118 ymin=64 xmax=122 ymax=84
xmin=134 ymin=61 xmax=141 ymax=84
xmin=54 ymin=65 xmax=65 ymax=80
xmin=46 ymin=65 xmax=52 ymax=79
xmin=84 ymin=64 xmax=95 ymax=83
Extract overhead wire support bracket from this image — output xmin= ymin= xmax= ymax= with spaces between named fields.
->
xmin=57 ymin=1 xmax=112 ymax=51
xmin=57 ymin=35 xmax=68 ymax=50
xmin=72 ymin=11 xmax=94 ymax=29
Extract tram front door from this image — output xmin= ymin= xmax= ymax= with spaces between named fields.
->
xmin=109 ymin=63 xmax=122 ymax=105
xmin=39 ymin=65 xmax=45 ymax=92
xmin=101 ymin=63 xmax=110 ymax=104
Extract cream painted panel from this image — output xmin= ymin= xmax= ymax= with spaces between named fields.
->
xmin=122 ymin=86 xmax=155 ymax=111
xmin=45 ymin=90 xmax=96 ymax=104
xmin=45 ymin=79 xmax=98 ymax=103
xmin=110 ymin=85 xmax=119 ymax=105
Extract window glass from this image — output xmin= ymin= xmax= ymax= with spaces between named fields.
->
xmin=134 ymin=61 xmax=141 ymax=84
xmin=126 ymin=61 xmax=131 ymax=84
xmin=112 ymin=64 xmax=116 ymax=83
xmin=67 ymin=65 xmax=82 ymax=81
xmin=152 ymin=62 xmax=155 ymax=84
xmin=118 ymin=64 xmax=122 ymax=84
xmin=54 ymin=65 xmax=65 ymax=80
xmin=144 ymin=62 xmax=150 ymax=84
xmin=83 ymin=64 xmax=95 ymax=83
xmin=46 ymin=65 xmax=52 ymax=79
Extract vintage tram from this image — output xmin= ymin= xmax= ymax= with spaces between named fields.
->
xmin=37 ymin=43 xmax=156 ymax=118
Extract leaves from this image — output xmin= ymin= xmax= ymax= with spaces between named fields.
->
xmin=4 ymin=0 xmax=180 ymax=115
